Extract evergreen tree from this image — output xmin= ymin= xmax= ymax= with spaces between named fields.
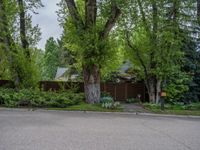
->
xmin=43 ymin=37 xmax=59 ymax=80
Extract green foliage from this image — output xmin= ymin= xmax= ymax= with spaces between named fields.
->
xmin=181 ymin=37 xmax=200 ymax=103
xmin=144 ymin=102 xmax=200 ymax=111
xmin=61 ymin=0 xmax=124 ymax=78
xmin=0 ymin=88 xmax=84 ymax=108
xmin=64 ymin=21 xmax=122 ymax=71
xmin=100 ymin=96 xmax=114 ymax=104
xmin=43 ymin=37 xmax=59 ymax=80
xmin=49 ymin=102 xmax=123 ymax=112
xmin=0 ymin=48 xmax=10 ymax=79
xmin=101 ymin=101 xmax=121 ymax=109
xmin=100 ymin=95 xmax=120 ymax=109
xmin=100 ymin=91 xmax=111 ymax=97
xmin=164 ymin=70 xmax=191 ymax=103
xmin=126 ymin=98 xmax=140 ymax=103
xmin=13 ymin=47 xmax=41 ymax=88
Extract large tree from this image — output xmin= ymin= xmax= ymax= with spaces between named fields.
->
xmin=0 ymin=0 xmax=43 ymax=88
xmin=123 ymin=0 xmax=194 ymax=103
xmin=0 ymin=0 xmax=20 ymax=85
xmin=63 ymin=0 xmax=122 ymax=103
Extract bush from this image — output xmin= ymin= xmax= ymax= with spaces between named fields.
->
xmin=101 ymin=91 xmax=111 ymax=98
xmin=101 ymin=101 xmax=120 ymax=109
xmin=126 ymin=98 xmax=140 ymax=103
xmin=0 ymin=88 xmax=84 ymax=108
xmin=100 ymin=96 xmax=114 ymax=104
xmin=144 ymin=102 xmax=200 ymax=111
xmin=100 ymin=95 xmax=120 ymax=109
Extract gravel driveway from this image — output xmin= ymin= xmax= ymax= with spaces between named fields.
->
xmin=0 ymin=109 xmax=200 ymax=150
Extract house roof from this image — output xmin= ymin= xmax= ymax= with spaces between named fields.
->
xmin=55 ymin=67 xmax=68 ymax=79
xmin=119 ymin=61 xmax=132 ymax=73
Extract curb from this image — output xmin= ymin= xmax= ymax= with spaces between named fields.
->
xmin=1 ymin=107 xmax=200 ymax=119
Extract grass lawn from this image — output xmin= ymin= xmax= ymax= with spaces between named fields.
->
xmin=48 ymin=102 xmax=123 ymax=112
xmin=147 ymin=109 xmax=200 ymax=116
xmin=144 ymin=104 xmax=200 ymax=116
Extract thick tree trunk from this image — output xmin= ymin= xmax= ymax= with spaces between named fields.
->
xmin=65 ymin=0 xmax=121 ymax=104
xmin=146 ymin=77 xmax=156 ymax=103
xmin=83 ymin=65 xmax=100 ymax=103
xmin=155 ymin=79 xmax=161 ymax=104
xmin=148 ymin=78 xmax=155 ymax=103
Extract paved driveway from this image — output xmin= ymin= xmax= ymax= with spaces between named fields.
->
xmin=0 ymin=110 xmax=200 ymax=150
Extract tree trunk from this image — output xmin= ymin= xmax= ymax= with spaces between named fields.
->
xmin=149 ymin=80 xmax=155 ymax=103
xmin=155 ymin=79 xmax=161 ymax=104
xmin=17 ymin=0 xmax=30 ymax=58
xmin=65 ymin=0 xmax=121 ymax=104
xmin=83 ymin=65 xmax=100 ymax=103
xmin=146 ymin=77 xmax=156 ymax=103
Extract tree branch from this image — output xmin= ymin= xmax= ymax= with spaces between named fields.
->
xmin=17 ymin=0 xmax=30 ymax=58
xmin=85 ymin=0 xmax=97 ymax=28
xmin=125 ymin=31 xmax=149 ymax=80
xmin=64 ymin=0 xmax=84 ymax=29
xmin=137 ymin=0 xmax=150 ymax=34
xmin=99 ymin=1 xmax=121 ymax=40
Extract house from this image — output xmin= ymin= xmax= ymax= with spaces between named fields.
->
xmin=108 ymin=61 xmax=137 ymax=83
xmin=55 ymin=67 xmax=79 ymax=81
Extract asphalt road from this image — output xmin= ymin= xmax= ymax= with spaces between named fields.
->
xmin=0 ymin=110 xmax=200 ymax=150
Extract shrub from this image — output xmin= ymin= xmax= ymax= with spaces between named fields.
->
xmin=126 ymin=98 xmax=140 ymax=103
xmin=101 ymin=91 xmax=111 ymax=98
xmin=100 ymin=96 xmax=114 ymax=104
xmin=100 ymin=95 xmax=120 ymax=109
xmin=0 ymin=88 xmax=84 ymax=108
xmin=144 ymin=102 xmax=200 ymax=111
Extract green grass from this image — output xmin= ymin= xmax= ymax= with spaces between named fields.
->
xmin=144 ymin=103 xmax=200 ymax=116
xmin=47 ymin=102 xmax=123 ymax=112
xmin=146 ymin=108 xmax=200 ymax=116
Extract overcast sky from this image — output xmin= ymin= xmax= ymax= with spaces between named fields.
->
xmin=32 ymin=0 xmax=62 ymax=50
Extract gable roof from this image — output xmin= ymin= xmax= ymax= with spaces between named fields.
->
xmin=55 ymin=67 xmax=68 ymax=79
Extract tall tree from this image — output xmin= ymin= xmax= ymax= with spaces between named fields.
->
xmin=0 ymin=0 xmax=20 ymax=85
xmin=63 ymin=0 xmax=122 ymax=103
xmin=124 ymin=0 xmax=193 ymax=103
xmin=0 ymin=0 xmax=43 ymax=88
xmin=43 ymin=37 xmax=59 ymax=80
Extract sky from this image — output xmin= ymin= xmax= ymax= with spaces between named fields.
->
xmin=32 ymin=0 xmax=62 ymax=50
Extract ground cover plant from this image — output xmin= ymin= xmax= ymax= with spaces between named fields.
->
xmin=0 ymin=88 xmax=84 ymax=108
xmin=144 ymin=102 xmax=200 ymax=116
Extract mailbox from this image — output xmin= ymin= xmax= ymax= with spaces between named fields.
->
xmin=160 ymin=91 xmax=167 ymax=97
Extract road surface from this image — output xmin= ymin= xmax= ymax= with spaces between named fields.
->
xmin=0 ymin=109 xmax=200 ymax=150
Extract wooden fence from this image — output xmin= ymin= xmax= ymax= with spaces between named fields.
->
xmin=0 ymin=80 xmax=147 ymax=102
xmin=39 ymin=81 xmax=146 ymax=102
xmin=0 ymin=80 xmax=14 ymax=88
